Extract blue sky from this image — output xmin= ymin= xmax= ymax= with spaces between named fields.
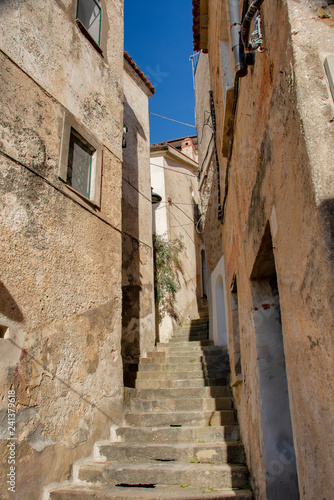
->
xmin=124 ymin=0 xmax=197 ymax=144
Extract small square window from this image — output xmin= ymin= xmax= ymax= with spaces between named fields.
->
xmin=59 ymin=114 xmax=102 ymax=208
xmin=77 ymin=0 xmax=101 ymax=46
xmin=67 ymin=131 xmax=94 ymax=199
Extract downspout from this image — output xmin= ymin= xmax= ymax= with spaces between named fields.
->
xmin=219 ymin=0 xmax=266 ymax=224
xmin=228 ymin=0 xmax=247 ymax=78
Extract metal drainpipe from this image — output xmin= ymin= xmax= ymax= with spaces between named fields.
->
xmin=228 ymin=0 xmax=248 ymax=78
xmin=242 ymin=0 xmax=265 ymax=51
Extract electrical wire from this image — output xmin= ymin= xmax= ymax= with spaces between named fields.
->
xmin=0 ymin=149 xmax=152 ymax=249
xmin=122 ymin=176 xmax=152 ymax=203
xmin=149 ymin=112 xmax=196 ymax=129
xmin=150 ymin=162 xmax=198 ymax=178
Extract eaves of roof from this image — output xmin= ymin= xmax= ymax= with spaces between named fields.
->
xmin=151 ymin=134 xmax=198 ymax=149
xmin=151 ymin=144 xmax=198 ymax=171
xmin=192 ymin=0 xmax=208 ymax=52
xmin=124 ymin=52 xmax=155 ymax=95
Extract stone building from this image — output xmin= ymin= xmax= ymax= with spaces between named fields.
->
xmin=122 ymin=52 xmax=155 ymax=387
xmin=0 ymin=0 xmax=125 ymax=498
xmin=150 ymin=136 xmax=205 ymax=342
xmin=193 ymin=0 xmax=334 ymax=498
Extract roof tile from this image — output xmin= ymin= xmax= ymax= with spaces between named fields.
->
xmin=124 ymin=51 xmax=155 ymax=95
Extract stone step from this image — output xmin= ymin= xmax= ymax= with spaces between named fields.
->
xmin=169 ymin=337 xmax=209 ymax=343
xmin=130 ymin=397 xmax=233 ymax=412
xmin=172 ymin=330 xmax=208 ymax=337
xmin=157 ymin=345 xmax=227 ymax=354
xmin=50 ymin=485 xmax=253 ymax=499
xmin=136 ymin=369 xmax=228 ymax=380
xmin=138 ymin=361 xmax=229 ymax=372
xmin=141 ymin=353 xmax=228 ymax=365
xmin=171 ymin=332 xmax=208 ymax=337
xmin=172 ymin=330 xmax=208 ymax=335
xmin=166 ymin=351 xmax=229 ymax=359
xmin=114 ymin=425 xmax=240 ymax=444
xmin=145 ymin=351 xmax=166 ymax=358
xmin=134 ymin=386 xmax=232 ymax=400
xmin=78 ymin=461 xmax=250 ymax=490
xmin=135 ymin=377 xmax=229 ymax=389
xmin=173 ymin=327 xmax=208 ymax=334
xmin=124 ymin=409 xmax=237 ymax=427
xmin=156 ymin=349 xmax=227 ymax=357
xmin=98 ymin=441 xmax=245 ymax=464
xmin=157 ymin=340 xmax=213 ymax=349
xmin=178 ymin=319 xmax=208 ymax=326
xmin=175 ymin=332 xmax=208 ymax=337
xmin=176 ymin=324 xmax=208 ymax=331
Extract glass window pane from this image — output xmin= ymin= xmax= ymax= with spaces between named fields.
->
xmin=77 ymin=0 xmax=101 ymax=45
xmin=67 ymin=132 xmax=93 ymax=199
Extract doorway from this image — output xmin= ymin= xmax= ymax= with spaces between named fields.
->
xmin=251 ymin=223 xmax=299 ymax=499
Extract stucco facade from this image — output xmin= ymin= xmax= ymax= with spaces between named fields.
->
xmin=194 ymin=0 xmax=334 ymax=498
xmin=122 ymin=53 xmax=155 ymax=387
xmin=151 ymin=138 xmax=204 ymax=342
xmin=0 ymin=1 xmax=124 ymax=498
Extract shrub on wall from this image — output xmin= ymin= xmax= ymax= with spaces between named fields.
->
xmin=153 ymin=233 xmax=184 ymax=322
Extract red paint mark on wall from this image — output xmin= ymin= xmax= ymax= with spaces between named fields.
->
xmin=20 ymin=349 xmax=28 ymax=362
xmin=254 ymin=307 xmax=259 ymax=311
xmin=261 ymin=304 xmax=271 ymax=310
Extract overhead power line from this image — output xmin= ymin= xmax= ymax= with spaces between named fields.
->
xmin=149 ymin=112 xmax=196 ymax=129
xmin=150 ymin=162 xmax=197 ymax=178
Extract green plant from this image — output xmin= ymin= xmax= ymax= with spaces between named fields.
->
xmin=153 ymin=233 xmax=184 ymax=322
xmin=180 ymin=483 xmax=188 ymax=488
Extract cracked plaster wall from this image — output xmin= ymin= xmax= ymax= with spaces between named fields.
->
xmin=0 ymin=1 xmax=124 ymax=498
xmin=198 ymin=0 xmax=334 ymax=498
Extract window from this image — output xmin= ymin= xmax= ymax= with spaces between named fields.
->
xmin=67 ymin=130 xmax=94 ymax=199
xmin=59 ymin=113 xmax=102 ymax=208
xmin=76 ymin=0 xmax=101 ymax=47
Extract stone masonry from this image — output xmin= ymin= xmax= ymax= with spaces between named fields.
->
xmin=47 ymin=313 xmax=253 ymax=499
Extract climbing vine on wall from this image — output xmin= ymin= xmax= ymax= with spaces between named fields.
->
xmin=153 ymin=233 xmax=184 ymax=322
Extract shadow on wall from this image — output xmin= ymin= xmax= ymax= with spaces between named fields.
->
xmin=214 ymin=274 xmax=228 ymax=347
xmin=193 ymin=197 xmax=205 ymax=312
xmin=319 ymin=199 xmax=334 ymax=271
xmin=121 ymin=96 xmax=147 ymax=387
xmin=251 ymin=222 xmax=299 ymax=499
xmin=0 ymin=281 xmax=24 ymax=322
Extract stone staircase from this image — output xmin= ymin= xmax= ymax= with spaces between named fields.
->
xmin=48 ymin=313 xmax=253 ymax=499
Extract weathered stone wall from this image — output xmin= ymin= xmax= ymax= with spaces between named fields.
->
xmin=0 ymin=1 xmax=124 ymax=498
xmin=164 ymin=158 xmax=203 ymax=326
xmin=199 ymin=0 xmax=334 ymax=498
xmin=122 ymin=62 xmax=155 ymax=386
xmin=151 ymin=148 xmax=203 ymax=341
xmin=195 ymin=52 xmax=223 ymax=275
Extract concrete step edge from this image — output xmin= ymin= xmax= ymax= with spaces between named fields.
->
xmin=50 ymin=485 xmax=253 ymax=499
